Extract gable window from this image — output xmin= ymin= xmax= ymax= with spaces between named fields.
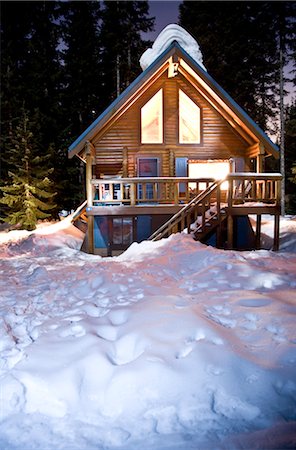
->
xmin=179 ymin=90 xmax=200 ymax=144
xmin=141 ymin=89 xmax=163 ymax=144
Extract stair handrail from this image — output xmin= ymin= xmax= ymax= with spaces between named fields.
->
xmin=148 ymin=179 xmax=225 ymax=241
xmin=72 ymin=200 xmax=88 ymax=222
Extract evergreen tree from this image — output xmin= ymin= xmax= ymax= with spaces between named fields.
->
xmin=286 ymin=102 xmax=296 ymax=213
xmin=0 ymin=111 xmax=56 ymax=230
xmin=1 ymin=1 xmax=62 ymax=150
xmin=61 ymin=0 xmax=102 ymax=138
xmin=100 ymin=1 xmax=154 ymax=106
xmin=1 ymin=1 xmax=84 ymax=214
xmin=268 ymin=1 xmax=296 ymax=214
xmin=20 ymin=1 xmax=62 ymax=148
xmin=179 ymin=1 xmax=294 ymax=133
xmin=54 ymin=1 xmax=102 ymax=213
xmin=0 ymin=1 xmax=34 ymax=184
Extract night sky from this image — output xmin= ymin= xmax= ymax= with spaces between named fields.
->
xmin=146 ymin=1 xmax=181 ymax=39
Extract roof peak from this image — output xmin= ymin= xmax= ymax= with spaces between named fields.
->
xmin=140 ymin=23 xmax=206 ymax=72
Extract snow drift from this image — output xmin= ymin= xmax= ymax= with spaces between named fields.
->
xmin=0 ymin=216 xmax=296 ymax=449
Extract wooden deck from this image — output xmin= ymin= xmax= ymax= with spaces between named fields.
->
xmin=80 ymin=173 xmax=282 ymax=254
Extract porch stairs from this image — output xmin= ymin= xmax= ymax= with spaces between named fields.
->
xmin=148 ymin=179 xmax=227 ymax=245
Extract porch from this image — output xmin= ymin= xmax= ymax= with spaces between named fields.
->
xmin=80 ymin=173 xmax=282 ymax=255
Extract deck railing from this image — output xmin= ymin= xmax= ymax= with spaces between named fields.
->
xmin=90 ymin=173 xmax=282 ymax=208
xmin=91 ymin=177 xmax=215 ymax=206
xmin=227 ymin=173 xmax=282 ymax=207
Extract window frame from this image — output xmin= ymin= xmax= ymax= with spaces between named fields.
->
xmin=178 ymin=89 xmax=202 ymax=145
xmin=140 ymin=88 xmax=164 ymax=145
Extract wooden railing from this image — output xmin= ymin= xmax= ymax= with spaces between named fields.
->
xmin=91 ymin=177 xmax=215 ymax=206
xmin=148 ymin=173 xmax=282 ymax=242
xmin=148 ymin=179 xmax=226 ymax=241
xmin=90 ymin=173 xmax=282 ymax=208
xmin=227 ymin=173 xmax=282 ymax=207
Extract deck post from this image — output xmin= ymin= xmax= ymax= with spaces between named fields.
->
xmin=85 ymin=142 xmax=94 ymax=254
xmin=88 ymin=216 xmax=94 ymax=254
xmin=256 ymin=214 xmax=261 ymax=249
xmin=123 ymin=147 xmax=128 ymax=178
xmin=130 ymin=182 xmax=136 ymax=206
xmin=174 ymin=183 xmax=179 ymax=204
xmin=169 ymin=149 xmax=174 ymax=177
xmin=256 ymin=144 xmax=265 ymax=173
xmin=227 ymin=215 xmax=233 ymax=249
xmin=216 ymin=185 xmax=222 ymax=248
xmin=85 ymin=144 xmax=94 ymax=208
xmin=273 ymin=214 xmax=280 ymax=251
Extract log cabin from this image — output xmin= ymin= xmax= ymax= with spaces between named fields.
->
xmin=69 ymin=25 xmax=281 ymax=256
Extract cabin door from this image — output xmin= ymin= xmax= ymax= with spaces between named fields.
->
xmin=175 ymin=157 xmax=188 ymax=196
xmin=137 ymin=157 xmax=159 ymax=200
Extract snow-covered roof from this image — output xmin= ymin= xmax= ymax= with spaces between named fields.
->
xmin=140 ymin=23 xmax=206 ymax=71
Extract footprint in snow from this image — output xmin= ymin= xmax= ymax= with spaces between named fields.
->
xmin=176 ymin=330 xmax=207 ymax=359
xmin=108 ymin=333 xmax=147 ymax=365
xmin=175 ymin=342 xmax=195 ymax=359
xmin=265 ymin=323 xmax=287 ymax=342
xmin=238 ymin=297 xmax=272 ymax=308
xmin=108 ymin=309 xmax=130 ymax=326
xmin=97 ymin=325 xmax=118 ymax=342
xmin=59 ymin=324 xmax=86 ymax=338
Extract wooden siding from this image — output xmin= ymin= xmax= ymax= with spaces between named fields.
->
xmin=93 ymin=70 xmax=250 ymax=178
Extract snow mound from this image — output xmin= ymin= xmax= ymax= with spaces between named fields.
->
xmin=0 ymin=215 xmax=84 ymax=257
xmin=140 ymin=24 xmax=206 ymax=71
xmin=0 ymin=216 xmax=296 ymax=449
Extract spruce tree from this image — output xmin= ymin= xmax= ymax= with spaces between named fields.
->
xmin=20 ymin=1 xmax=62 ymax=148
xmin=0 ymin=1 xmax=34 ymax=185
xmin=285 ymin=102 xmax=296 ymax=213
xmin=179 ymin=1 xmax=282 ymax=132
xmin=1 ymin=1 xmax=85 ymax=214
xmin=100 ymin=1 xmax=154 ymax=106
xmin=61 ymin=0 xmax=102 ymax=138
xmin=0 ymin=111 xmax=56 ymax=230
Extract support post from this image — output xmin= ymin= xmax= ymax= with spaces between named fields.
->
xmin=174 ymin=183 xmax=179 ymax=205
xmin=85 ymin=148 xmax=94 ymax=208
xmin=130 ymin=183 xmax=136 ymax=206
xmin=216 ymin=185 xmax=222 ymax=248
xmin=273 ymin=214 xmax=280 ymax=251
xmin=256 ymin=215 xmax=261 ymax=249
xmin=85 ymin=142 xmax=94 ymax=254
xmin=256 ymin=144 xmax=265 ymax=173
xmin=122 ymin=147 xmax=128 ymax=178
xmin=227 ymin=215 xmax=233 ymax=249
xmin=169 ymin=149 xmax=174 ymax=177
xmin=88 ymin=216 xmax=94 ymax=254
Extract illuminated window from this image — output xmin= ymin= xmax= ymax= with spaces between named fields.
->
xmin=141 ymin=89 xmax=163 ymax=143
xmin=179 ymin=90 xmax=200 ymax=144
xmin=189 ymin=160 xmax=229 ymax=190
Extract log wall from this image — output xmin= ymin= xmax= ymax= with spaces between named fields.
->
xmin=93 ymin=71 xmax=249 ymax=178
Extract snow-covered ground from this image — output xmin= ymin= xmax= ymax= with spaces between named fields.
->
xmin=0 ymin=215 xmax=295 ymax=450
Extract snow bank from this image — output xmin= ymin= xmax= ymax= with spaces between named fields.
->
xmin=260 ymin=215 xmax=296 ymax=253
xmin=0 ymin=218 xmax=296 ymax=449
xmin=140 ymin=24 xmax=206 ymax=71
xmin=0 ymin=215 xmax=84 ymax=258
